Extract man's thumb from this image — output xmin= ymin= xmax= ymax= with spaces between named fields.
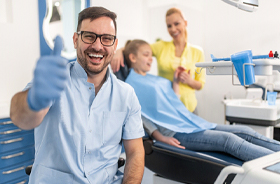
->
xmin=52 ymin=35 xmax=63 ymax=56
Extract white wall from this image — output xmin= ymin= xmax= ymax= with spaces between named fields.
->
xmin=0 ymin=0 xmax=40 ymax=118
xmin=199 ymin=0 xmax=280 ymax=124
xmin=91 ymin=0 xmax=149 ymax=48
xmin=1 ymin=0 xmax=280 ymax=124
xmin=93 ymin=0 xmax=280 ymax=124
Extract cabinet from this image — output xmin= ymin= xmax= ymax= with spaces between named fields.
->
xmin=0 ymin=118 xmax=34 ymax=184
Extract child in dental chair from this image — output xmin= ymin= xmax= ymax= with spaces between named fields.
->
xmin=123 ymin=39 xmax=280 ymax=161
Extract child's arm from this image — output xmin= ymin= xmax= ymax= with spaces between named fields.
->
xmin=173 ymin=66 xmax=185 ymax=96
xmin=143 ymin=116 xmax=185 ymax=149
xmin=151 ymin=130 xmax=185 ymax=149
xmin=173 ymin=79 xmax=180 ymax=96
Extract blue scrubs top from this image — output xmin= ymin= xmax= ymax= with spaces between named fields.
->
xmin=28 ymin=61 xmax=144 ymax=184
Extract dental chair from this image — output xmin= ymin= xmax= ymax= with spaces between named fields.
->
xmin=143 ymin=135 xmax=243 ymax=184
xmin=113 ymin=59 xmax=244 ymax=184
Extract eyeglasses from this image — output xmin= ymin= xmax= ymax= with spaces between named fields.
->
xmin=77 ymin=31 xmax=116 ymax=46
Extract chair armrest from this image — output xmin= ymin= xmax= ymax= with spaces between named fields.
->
xmin=25 ymin=165 xmax=32 ymax=175
xmin=118 ymin=157 xmax=125 ymax=168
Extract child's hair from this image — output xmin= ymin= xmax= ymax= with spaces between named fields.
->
xmin=123 ymin=39 xmax=149 ymax=68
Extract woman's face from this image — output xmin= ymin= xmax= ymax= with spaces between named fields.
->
xmin=133 ymin=44 xmax=153 ymax=76
xmin=166 ymin=13 xmax=187 ymax=41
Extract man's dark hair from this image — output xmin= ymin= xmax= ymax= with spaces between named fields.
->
xmin=77 ymin=6 xmax=117 ymax=34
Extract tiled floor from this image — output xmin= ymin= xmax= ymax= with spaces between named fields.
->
xmin=119 ymin=166 xmax=154 ymax=183
xmin=142 ymin=167 xmax=154 ymax=184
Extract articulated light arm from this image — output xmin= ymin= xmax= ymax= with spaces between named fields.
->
xmin=222 ymin=0 xmax=259 ymax=12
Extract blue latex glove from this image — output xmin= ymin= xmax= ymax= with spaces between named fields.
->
xmin=27 ymin=36 xmax=68 ymax=111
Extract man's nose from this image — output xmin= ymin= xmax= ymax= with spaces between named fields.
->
xmin=170 ymin=25 xmax=176 ymax=32
xmin=91 ymin=37 xmax=103 ymax=49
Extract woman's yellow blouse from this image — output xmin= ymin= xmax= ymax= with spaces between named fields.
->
xmin=150 ymin=40 xmax=205 ymax=112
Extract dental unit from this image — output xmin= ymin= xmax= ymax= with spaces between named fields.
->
xmin=195 ymin=50 xmax=280 ymax=184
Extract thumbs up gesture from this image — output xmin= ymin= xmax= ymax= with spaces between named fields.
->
xmin=27 ymin=36 xmax=68 ymax=111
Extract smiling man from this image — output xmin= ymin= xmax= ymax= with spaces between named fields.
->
xmin=10 ymin=7 xmax=145 ymax=184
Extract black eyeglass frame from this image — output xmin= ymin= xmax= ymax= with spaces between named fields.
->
xmin=77 ymin=31 xmax=116 ymax=46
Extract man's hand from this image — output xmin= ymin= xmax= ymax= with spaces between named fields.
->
xmin=27 ymin=36 xmax=68 ymax=111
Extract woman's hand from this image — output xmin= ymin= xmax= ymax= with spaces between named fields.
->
xmin=174 ymin=66 xmax=186 ymax=81
xmin=178 ymin=69 xmax=192 ymax=85
xmin=111 ymin=48 xmax=124 ymax=73
xmin=178 ymin=69 xmax=202 ymax=90
xmin=163 ymin=136 xmax=185 ymax=149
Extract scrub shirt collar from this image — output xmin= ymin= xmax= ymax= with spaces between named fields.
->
xmin=73 ymin=60 xmax=110 ymax=83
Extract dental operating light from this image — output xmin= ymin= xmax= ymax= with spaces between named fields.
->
xmin=222 ymin=0 xmax=259 ymax=12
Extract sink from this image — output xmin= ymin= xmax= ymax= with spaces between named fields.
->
xmin=237 ymin=100 xmax=263 ymax=107
xmin=224 ymin=99 xmax=280 ymax=126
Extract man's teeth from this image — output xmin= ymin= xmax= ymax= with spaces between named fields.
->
xmin=88 ymin=53 xmax=103 ymax=58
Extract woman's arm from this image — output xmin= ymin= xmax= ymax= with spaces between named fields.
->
xmin=111 ymin=47 xmax=124 ymax=72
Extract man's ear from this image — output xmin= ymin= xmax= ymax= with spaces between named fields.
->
xmin=114 ymin=38 xmax=118 ymax=53
xmin=185 ymin=20 xmax=188 ymax=27
xmin=129 ymin=53 xmax=136 ymax=63
xmin=73 ymin=33 xmax=78 ymax=49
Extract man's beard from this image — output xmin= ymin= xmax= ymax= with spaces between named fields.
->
xmin=77 ymin=47 xmax=111 ymax=75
